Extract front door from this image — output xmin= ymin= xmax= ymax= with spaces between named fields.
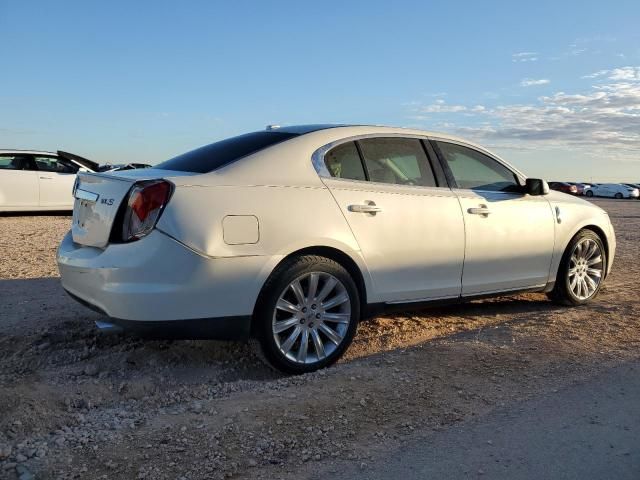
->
xmin=433 ymin=140 xmax=555 ymax=295
xmin=321 ymin=137 xmax=465 ymax=303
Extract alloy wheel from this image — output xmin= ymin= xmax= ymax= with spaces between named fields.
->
xmin=272 ymin=272 xmax=351 ymax=364
xmin=568 ymin=238 xmax=604 ymax=300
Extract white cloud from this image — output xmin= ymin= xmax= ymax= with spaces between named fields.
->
xmin=520 ymin=78 xmax=550 ymax=87
xmin=418 ymin=100 xmax=490 ymax=114
xmin=610 ymin=67 xmax=640 ymax=80
xmin=582 ymin=66 xmax=640 ymax=81
xmin=420 ymin=101 xmax=467 ymax=113
xmin=582 ymin=70 xmax=609 ymax=79
xmin=407 ymin=66 xmax=640 ymax=162
xmin=512 ymin=52 xmax=538 ymax=63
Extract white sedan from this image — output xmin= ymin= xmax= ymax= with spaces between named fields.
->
xmin=584 ymin=183 xmax=639 ymax=199
xmin=58 ymin=125 xmax=616 ymax=373
xmin=0 ymin=150 xmax=98 ymax=211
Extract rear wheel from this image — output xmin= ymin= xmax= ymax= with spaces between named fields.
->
xmin=547 ymin=229 xmax=606 ymax=305
xmin=253 ymin=255 xmax=360 ymax=374
xmin=614 ymin=192 xmax=623 ymax=199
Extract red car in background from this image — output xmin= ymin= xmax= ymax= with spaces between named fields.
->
xmin=567 ymin=182 xmax=589 ymax=195
xmin=548 ymin=182 xmax=578 ymax=195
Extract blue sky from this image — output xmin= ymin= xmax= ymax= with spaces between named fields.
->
xmin=1 ymin=0 xmax=639 ymax=181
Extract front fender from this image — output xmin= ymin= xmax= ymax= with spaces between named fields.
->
xmin=547 ymin=198 xmax=614 ymax=285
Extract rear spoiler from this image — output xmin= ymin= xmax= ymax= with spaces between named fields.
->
xmin=57 ymin=150 xmax=100 ymax=173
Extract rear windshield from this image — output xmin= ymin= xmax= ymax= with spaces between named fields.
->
xmin=155 ymin=131 xmax=299 ymax=173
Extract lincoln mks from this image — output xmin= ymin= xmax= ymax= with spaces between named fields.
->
xmin=57 ymin=125 xmax=616 ymax=373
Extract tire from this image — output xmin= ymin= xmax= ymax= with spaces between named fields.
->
xmin=614 ymin=192 xmax=623 ymax=199
xmin=547 ymin=229 xmax=606 ymax=306
xmin=252 ymin=255 xmax=360 ymax=374
xmin=585 ymin=190 xmax=594 ymax=197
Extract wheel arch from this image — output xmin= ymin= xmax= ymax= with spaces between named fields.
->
xmin=250 ymin=246 xmax=369 ymax=336
xmin=580 ymin=224 xmax=610 ymax=277
xmin=555 ymin=224 xmax=610 ymax=282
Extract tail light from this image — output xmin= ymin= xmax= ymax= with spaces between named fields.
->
xmin=121 ymin=180 xmax=172 ymax=241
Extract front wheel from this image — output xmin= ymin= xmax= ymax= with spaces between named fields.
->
xmin=585 ymin=190 xmax=594 ymax=197
xmin=614 ymin=192 xmax=623 ymax=199
xmin=252 ymin=255 xmax=360 ymax=374
xmin=547 ymin=229 xmax=606 ymax=306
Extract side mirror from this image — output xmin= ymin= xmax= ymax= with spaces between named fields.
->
xmin=525 ymin=178 xmax=549 ymax=196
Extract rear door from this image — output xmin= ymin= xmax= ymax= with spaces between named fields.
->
xmin=320 ymin=137 xmax=465 ymax=303
xmin=602 ymin=184 xmax=617 ymax=197
xmin=34 ymin=155 xmax=78 ymax=208
xmin=432 ymin=140 xmax=555 ymax=295
xmin=0 ymin=154 xmax=39 ymax=208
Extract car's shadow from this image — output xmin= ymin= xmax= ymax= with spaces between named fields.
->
xmin=0 ymin=276 xmax=588 ymax=384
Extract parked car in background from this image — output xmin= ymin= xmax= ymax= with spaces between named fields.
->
xmin=566 ymin=182 xmax=589 ymax=195
xmin=584 ymin=183 xmax=639 ymax=199
xmin=548 ymin=182 xmax=578 ymax=195
xmin=623 ymin=184 xmax=640 ymax=197
xmin=0 ymin=150 xmax=98 ymax=211
xmin=58 ymin=125 xmax=616 ymax=373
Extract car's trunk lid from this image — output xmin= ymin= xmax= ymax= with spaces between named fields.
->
xmin=71 ymin=169 xmax=195 ymax=248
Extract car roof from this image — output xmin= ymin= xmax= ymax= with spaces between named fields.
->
xmin=274 ymin=124 xmax=480 ymax=144
xmin=275 ymin=124 xmax=352 ymax=134
xmin=270 ymin=124 xmax=506 ymax=164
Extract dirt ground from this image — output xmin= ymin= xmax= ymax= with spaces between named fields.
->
xmin=0 ymin=198 xmax=638 ymax=480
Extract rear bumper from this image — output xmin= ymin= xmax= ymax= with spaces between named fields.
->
xmin=64 ymin=289 xmax=251 ymax=339
xmin=57 ymin=230 xmax=278 ymax=338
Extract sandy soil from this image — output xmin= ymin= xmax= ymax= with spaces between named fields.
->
xmin=0 ymin=199 xmax=638 ymax=479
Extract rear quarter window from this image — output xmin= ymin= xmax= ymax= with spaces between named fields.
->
xmin=155 ymin=131 xmax=299 ymax=173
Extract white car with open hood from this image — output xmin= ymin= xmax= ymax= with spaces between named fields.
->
xmin=57 ymin=125 xmax=616 ymax=373
xmin=0 ymin=150 xmax=99 ymax=211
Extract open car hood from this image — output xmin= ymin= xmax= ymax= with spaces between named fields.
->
xmin=57 ymin=150 xmax=100 ymax=173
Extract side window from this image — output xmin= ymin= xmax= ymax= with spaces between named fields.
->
xmin=324 ymin=142 xmax=367 ymax=181
xmin=357 ymin=138 xmax=437 ymax=187
xmin=436 ymin=142 xmax=519 ymax=192
xmin=34 ymin=156 xmax=77 ymax=174
xmin=0 ymin=155 xmax=37 ymax=171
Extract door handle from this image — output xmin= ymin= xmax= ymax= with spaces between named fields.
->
xmin=348 ymin=201 xmax=382 ymax=215
xmin=467 ymin=205 xmax=491 ymax=216
xmin=39 ymin=176 xmax=53 ymax=180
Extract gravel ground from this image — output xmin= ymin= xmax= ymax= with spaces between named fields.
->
xmin=0 ymin=199 xmax=638 ymax=480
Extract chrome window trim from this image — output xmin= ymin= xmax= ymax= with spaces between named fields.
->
xmin=312 ymin=133 xmax=527 ymax=191
xmin=311 ymin=133 xmax=444 ymax=188
xmin=453 ymin=188 xmax=525 ymax=197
